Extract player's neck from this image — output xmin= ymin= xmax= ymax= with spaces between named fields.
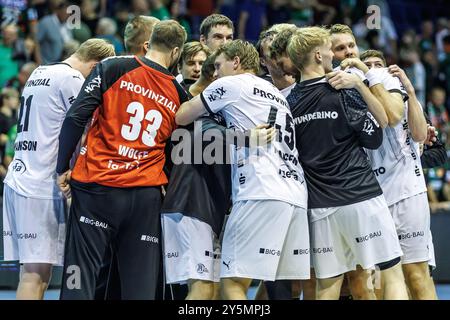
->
xmin=300 ymin=65 xmax=325 ymax=82
xmin=272 ymin=75 xmax=295 ymax=91
xmin=63 ymin=56 xmax=81 ymax=73
xmin=145 ymin=51 xmax=171 ymax=69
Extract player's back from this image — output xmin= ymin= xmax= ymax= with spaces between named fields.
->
xmin=201 ymin=73 xmax=308 ymax=209
xmin=289 ymin=77 xmax=382 ymax=209
xmin=71 ymin=56 xmax=188 ymax=188
xmin=4 ymin=63 xmax=84 ymax=199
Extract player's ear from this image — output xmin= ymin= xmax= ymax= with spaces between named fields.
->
xmin=143 ymin=41 xmax=149 ymax=54
xmin=315 ymin=49 xmax=322 ymax=64
xmin=232 ymin=56 xmax=240 ymax=70
xmin=200 ymin=34 xmax=206 ymax=45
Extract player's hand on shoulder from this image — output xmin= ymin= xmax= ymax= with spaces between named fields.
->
xmin=57 ymin=170 xmax=72 ymax=199
xmin=327 ymin=70 xmax=362 ymax=90
xmin=340 ymin=58 xmax=369 ymax=73
xmin=424 ymin=124 xmax=438 ymax=146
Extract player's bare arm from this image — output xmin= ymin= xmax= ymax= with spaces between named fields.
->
xmin=176 ymin=95 xmax=207 ymax=125
xmin=327 ymin=70 xmax=388 ymax=128
xmin=388 ymin=64 xmax=427 ymax=142
xmin=341 ymin=57 xmax=404 ymax=126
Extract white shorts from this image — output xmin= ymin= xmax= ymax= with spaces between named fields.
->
xmin=309 ymin=195 xmax=402 ymax=279
xmin=389 ymin=192 xmax=434 ymax=265
xmin=2 ymin=185 xmax=66 ymax=265
xmin=220 ymin=200 xmax=310 ymax=281
xmin=162 ymin=213 xmax=221 ymax=284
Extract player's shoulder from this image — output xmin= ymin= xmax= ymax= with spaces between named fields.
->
xmin=24 ymin=63 xmax=83 ymax=93
xmin=99 ymin=55 xmax=138 ymax=69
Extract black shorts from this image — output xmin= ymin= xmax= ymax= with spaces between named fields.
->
xmin=60 ymin=180 xmax=162 ymax=300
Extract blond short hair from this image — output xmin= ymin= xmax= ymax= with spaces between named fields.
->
xmin=329 ymin=24 xmax=354 ymax=36
xmin=287 ymin=27 xmax=330 ymax=71
xmin=179 ymin=41 xmax=211 ymax=67
xmin=124 ymin=15 xmax=160 ymax=54
xmin=360 ymin=49 xmax=386 ymax=66
xmin=74 ymin=38 xmax=115 ymax=62
xmin=267 ymin=23 xmax=297 ymax=34
xmin=215 ymin=39 xmax=260 ymax=74
xmin=150 ymin=20 xmax=187 ymax=52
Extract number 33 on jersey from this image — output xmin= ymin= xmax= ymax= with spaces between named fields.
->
xmin=71 ymin=56 xmax=189 ymax=188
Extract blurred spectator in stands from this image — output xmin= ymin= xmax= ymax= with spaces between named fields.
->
xmin=401 ymin=49 xmax=426 ymax=106
xmin=96 ymin=17 xmax=124 ymax=54
xmin=150 ymin=0 xmax=171 ymax=20
xmin=439 ymin=35 xmax=450 ymax=108
xmin=423 ymin=50 xmax=440 ymax=100
xmin=0 ymin=87 xmax=19 ymax=164
xmin=81 ymin=0 xmax=99 ymax=36
xmin=72 ymin=20 xmax=92 ymax=43
xmin=426 ymin=87 xmax=449 ymax=147
xmin=0 ymin=87 xmax=18 ymax=195
xmin=0 ymin=24 xmax=20 ymax=86
xmin=238 ymin=0 xmax=267 ymax=43
xmin=436 ymin=18 xmax=449 ymax=62
xmin=189 ymin=0 xmax=215 ymax=39
xmin=418 ymin=20 xmax=435 ymax=55
xmin=5 ymin=61 xmax=38 ymax=94
xmin=338 ymin=0 xmax=367 ymax=27
xmin=169 ymin=0 xmax=191 ymax=39
xmin=114 ymin=1 xmax=131 ymax=39
xmin=290 ymin=0 xmax=335 ymax=27
xmin=37 ymin=0 xmax=73 ymax=64
xmin=13 ymin=35 xmax=39 ymax=67
xmin=400 ymin=29 xmax=418 ymax=52
xmin=217 ymin=0 xmax=238 ymax=26
xmin=132 ymin=0 xmax=151 ymax=16
xmin=353 ymin=11 xmax=398 ymax=57
xmin=267 ymin=0 xmax=290 ymax=26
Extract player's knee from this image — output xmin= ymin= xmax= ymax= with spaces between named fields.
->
xmin=20 ymin=272 xmax=47 ymax=286
xmin=404 ymin=265 xmax=430 ymax=291
xmin=189 ymin=280 xmax=214 ymax=299
xmin=348 ymin=276 xmax=374 ymax=299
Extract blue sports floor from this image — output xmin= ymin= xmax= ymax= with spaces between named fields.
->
xmin=0 ymin=285 xmax=448 ymax=300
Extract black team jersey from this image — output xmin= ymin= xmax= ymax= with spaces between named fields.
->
xmin=162 ymin=115 xmax=231 ymax=236
xmin=288 ymin=77 xmax=383 ymax=209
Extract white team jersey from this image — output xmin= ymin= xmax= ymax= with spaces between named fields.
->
xmin=201 ymin=73 xmax=308 ymax=208
xmin=4 ymin=63 xmax=84 ymax=199
xmin=334 ymin=66 xmax=367 ymax=81
xmin=365 ymin=73 xmax=426 ymax=205
xmin=280 ymin=82 xmax=296 ymax=98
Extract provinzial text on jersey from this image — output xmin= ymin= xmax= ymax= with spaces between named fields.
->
xmin=14 ymin=140 xmax=37 ymax=151
xmin=25 ymin=78 xmax=50 ymax=87
xmin=253 ymin=87 xmax=289 ymax=108
xmin=120 ymin=80 xmax=177 ymax=114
